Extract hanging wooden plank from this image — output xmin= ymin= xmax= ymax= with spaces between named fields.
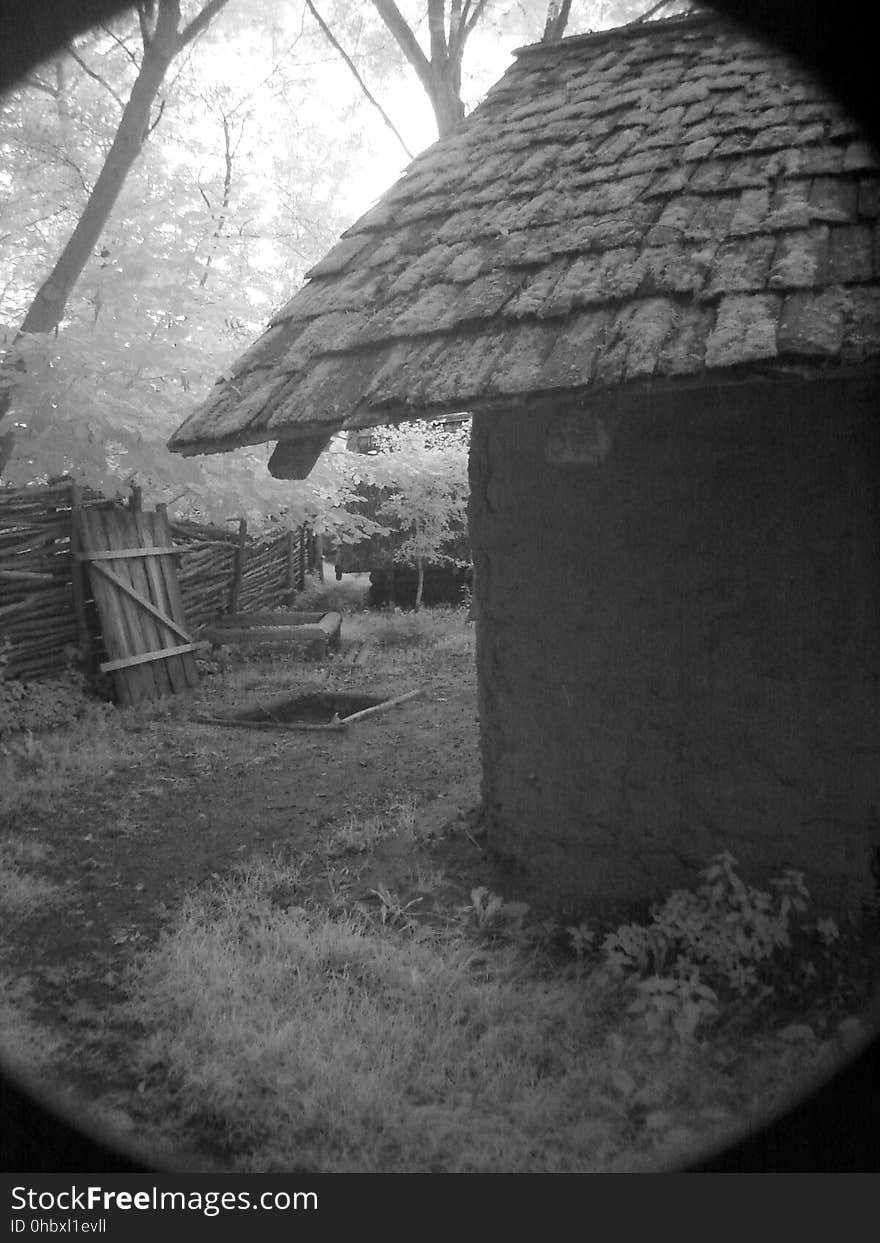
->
xmin=100 ymin=642 xmax=201 ymax=673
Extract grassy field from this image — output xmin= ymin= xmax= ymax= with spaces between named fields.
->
xmin=1 ymin=591 xmax=878 ymax=1171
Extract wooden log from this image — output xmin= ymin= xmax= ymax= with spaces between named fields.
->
xmin=217 ymin=611 xmax=326 ymax=627
xmin=0 ymin=587 xmax=66 ymax=621
xmin=0 ymin=570 xmax=58 ymax=583
xmin=339 ymin=688 xmax=422 ymax=724
xmin=5 ymin=616 xmax=77 ymax=638
xmin=0 ymin=524 xmax=71 ymax=553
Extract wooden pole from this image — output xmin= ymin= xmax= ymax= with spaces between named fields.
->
xmin=314 ymin=532 xmax=324 ymax=582
xmin=298 ymin=526 xmax=306 ymax=591
xmin=128 ymin=484 xmax=143 ymax=513
xmin=286 ymin=528 xmax=296 ymax=598
xmin=68 ymin=484 xmax=91 ymax=669
xmin=228 ymin=517 xmax=247 ymax=614
xmin=339 ymin=688 xmax=422 ymax=724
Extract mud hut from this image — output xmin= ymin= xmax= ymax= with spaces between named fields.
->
xmin=170 ymin=11 xmax=880 ymax=914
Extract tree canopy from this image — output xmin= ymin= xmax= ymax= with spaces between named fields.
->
xmin=0 ymin=1 xmax=667 ymax=533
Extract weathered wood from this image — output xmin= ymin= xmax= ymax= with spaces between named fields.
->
xmin=2 ymin=479 xmax=315 ymax=685
xmin=153 ymin=503 xmax=198 ymax=693
xmin=78 ymin=545 xmax=178 ymax=560
xmin=228 ymin=517 xmax=247 ymax=615
xmin=87 ymin=560 xmax=192 ymax=644
xmin=83 ymin=506 xmax=149 ymax=704
xmin=0 ymin=570 xmax=57 ymax=583
xmin=68 ymin=485 xmax=91 ymax=668
xmin=215 ymin=610 xmax=326 ymax=627
xmin=128 ymin=509 xmax=172 ymax=697
xmin=339 ymin=688 xmax=422 ymax=724
xmin=78 ymin=504 xmax=197 ymax=704
xmin=100 ymin=641 xmax=200 ymax=673
xmin=0 ymin=587 xmax=62 ymax=621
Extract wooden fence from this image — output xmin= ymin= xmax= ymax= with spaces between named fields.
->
xmin=0 ymin=480 xmax=318 ymax=683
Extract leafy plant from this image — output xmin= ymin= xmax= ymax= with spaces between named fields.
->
xmin=461 ymin=886 xmax=529 ymax=933
xmin=601 ymin=853 xmax=823 ymax=1041
xmin=369 ymin=884 xmax=422 ymax=931
xmin=566 ymin=921 xmax=595 ymax=961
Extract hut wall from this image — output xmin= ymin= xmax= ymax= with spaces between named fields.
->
xmin=469 ymin=379 xmax=880 ymax=916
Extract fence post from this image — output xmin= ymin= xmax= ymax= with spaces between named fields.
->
xmin=228 ymin=517 xmax=247 ymax=615
xmin=128 ymin=484 xmax=143 ymax=513
xmin=69 ymin=484 xmax=92 ymax=670
xmin=285 ymin=529 xmax=296 ymax=600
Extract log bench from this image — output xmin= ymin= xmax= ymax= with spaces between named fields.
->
xmin=202 ymin=610 xmax=342 ymax=659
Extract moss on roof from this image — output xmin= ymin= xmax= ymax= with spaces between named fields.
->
xmin=169 ymin=11 xmax=880 ymax=471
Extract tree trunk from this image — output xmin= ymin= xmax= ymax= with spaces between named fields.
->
xmin=0 ymin=0 xmax=230 ymax=450
xmin=19 ymin=38 xmax=176 ymax=336
xmin=371 ymin=0 xmax=471 ymax=137
xmin=427 ymin=67 xmax=465 ymax=135
xmin=415 ymin=557 xmax=424 ymax=610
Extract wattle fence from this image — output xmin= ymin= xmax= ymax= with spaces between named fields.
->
xmin=0 ymin=479 xmax=318 ymax=683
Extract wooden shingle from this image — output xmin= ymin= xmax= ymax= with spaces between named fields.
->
xmin=169 ymin=11 xmax=880 ymax=470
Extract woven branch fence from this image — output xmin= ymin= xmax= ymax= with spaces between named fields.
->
xmin=0 ymin=480 xmax=318 ymax=683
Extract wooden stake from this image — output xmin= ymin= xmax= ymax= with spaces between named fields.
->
xmin=228 ymin=517 xmax=247 ymax=614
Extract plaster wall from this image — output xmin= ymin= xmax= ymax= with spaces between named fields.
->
xmin=469 ymin=380 xmax=880 ymax=916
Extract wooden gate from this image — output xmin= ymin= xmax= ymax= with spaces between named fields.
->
xmin=77 ymin=502 xmax=199 ymax=705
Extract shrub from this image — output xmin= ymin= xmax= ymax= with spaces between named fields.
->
xmin=596 ymin=853 xmax=834 ymax=1042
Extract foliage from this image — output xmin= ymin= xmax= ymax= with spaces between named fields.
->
xmin=0 ymin=3 xmax=415 ymax=525
xmin=0 ymin=1 xmax=664 ymax=529
xmin=364 ymin=421 xmax=469 ymax=607
xmin=0 ymin=668 xmax=105 ymax=743
xmin=597 ymin=852 xmax=837 ymax=1042
xmin=1 ymin=608 xmax=874 ymax=1172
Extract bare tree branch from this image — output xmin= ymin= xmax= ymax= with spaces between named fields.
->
xmin=427 ymin=0 xmax=448 ymax=64
xmin=145 ymin=96 xmax=166 ymax=138
xmin=371 ymin=0 xmax=433 ymax=91
xmin=630 ymin=0 xmax=681 ymax=24
xmin=99 ymin=24 xmax=141 ymax=67
xmin=67 ymin=45 xmax=126 ymax=109
xmin=305 ymin=0 xmax=414 ymax=159
xmin=178 ymin=0 xmax=232 ymax=51
xmin=137 ymin=2 xmax=156 ymax=48
xmin=463 ymin=0 xmax=490 ymax=37
xmin=22 ymin=74 xmax=58 ymax=98
xmin=449 ymin=0 xmax=488 ymax=62
xmin=542 ymin=0 xmax=572 ymax=42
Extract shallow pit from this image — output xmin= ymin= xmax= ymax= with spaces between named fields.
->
xmin=237 ymin=691 xmax=384 ymax=725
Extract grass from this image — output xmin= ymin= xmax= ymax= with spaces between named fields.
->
xmin=123 ymin=846 xmax=877 ymax=1173
xmin=1 ymin=603 xmax=877 ymax=1172
xmin=323 ymin=795 xmax=418 ymax=858
xmin=0 ymin=835 xmax=63 ymax=917
xmin=0 ymin=705 xmax=138 ymax=825
xmin=126 ymin=859 xmax=636 ymax=1172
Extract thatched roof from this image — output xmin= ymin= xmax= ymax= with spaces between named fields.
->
xmin=168 ymin=10 xmax=880 ymax=478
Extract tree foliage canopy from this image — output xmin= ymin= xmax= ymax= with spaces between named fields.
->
xmin=0 ymin=1 xmax=661 ymax=533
